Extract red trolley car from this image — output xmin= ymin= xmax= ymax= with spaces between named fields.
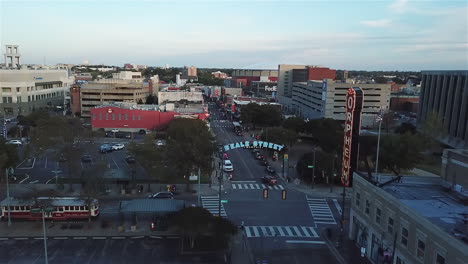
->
xmin=0 ymin=197 xmax=99 ymax=221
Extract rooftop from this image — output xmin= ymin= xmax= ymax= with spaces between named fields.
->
xmin=368 ymin=174 xmax=468 ymax=243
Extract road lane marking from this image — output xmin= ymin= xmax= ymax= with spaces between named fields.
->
xmin=14 ymin=238 xmax=28 ymax=240
xmin=54 ymin=237 xmax=67 ymax=240
xmin=245 ymin=227 xmax=252 ymax=237
xmin=292 ymin=226 xmax=303 ymax=237
xmin=232 ymin=184 xmax=237 ymax=189
xmin=29 ymin=180 xmax=39 ymax=184
xmin=268 ymin=226 xmax=276 ymax=236
xmin=230 ymin=181 xmax=256 ymax=183
xmin=0 ymin=238 xmax=8 ymax=240
xmin=253 ymin=227 xmax=259 ymax=237
xmin=44 ymin=157 xmax=48 ymax=168
xmin=277 ymin=227 xmax=285 ymax=236
xmin=238 ymin=184 xmax=243 ymax=189
xmin=92 ymin=237 xmax=106 ymax=240
xmin=261 ymin=184 xmax=266 ymax=188
xmin=19 ymin=174 xmax=29 ymax=184
xmin=285 ymin=227 xmax=293 ymax=236
xmin=278 ymin=185 xmax=284 ymax=190
xmin=112 ymin=237 xmax=125 ymax=239
xmin=131 ymin=236 xmax=144 ymax=239
xmin=286 ymin=240 xmax=325 ymax=244
xmin=249 ymin=184 xmax=254 ymax=189
xmin=304 ymin=226 xmax=318 ymax=237
xmin=73 ymin=237 xmax=87 ymax=240
xmin=255 ymin=184 xmax=260 ymax=189
xmin=301 ymin=226 xmax=311 ymax=237
xmin=333 ymin=199 xmax=342 ymax=214
xmin=113 ymin=158 xmax=120 ymax=170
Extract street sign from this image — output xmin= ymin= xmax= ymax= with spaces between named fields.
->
xmin=221 ymin=200 xmax=228 ymax=203
xmin=307 ymin=165 xmax=314 ymax=168
xmin=189 ymin=175 xmax=198 ymax=181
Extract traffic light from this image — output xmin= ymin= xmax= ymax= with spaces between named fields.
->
xmin=263 ymin=188 xmax=269 ymax=199
xmin=281 ymin=190 xmax=287 ymax=200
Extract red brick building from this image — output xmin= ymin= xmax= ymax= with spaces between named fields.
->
xmin=70 ymin=85 xmax=81 ymax=116
xmin=90 ymin=105 xmax=209 ymax=132
xmin=390 ymin=95 xmax=419 ymax=112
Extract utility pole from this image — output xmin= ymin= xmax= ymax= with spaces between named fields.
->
xmin=5 ymin=168 xmax=11 ymax=226
xmin=340 ymin=182 xmax=346 ymax=247
xmin=312 ymin=149 xmax=316 ymax=189
xmin=375 ymin=108 xmax=383 ymax=181
xmin=197 ymin=168 xmax=201 ymax=206
xmin=42 ymin=207 xmax=49 ymax=264
xmin=218 ymin=170 xmax=222 ymax=217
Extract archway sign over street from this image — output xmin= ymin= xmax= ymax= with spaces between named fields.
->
xmin=223 ymin=141 xmax=284 ymax=152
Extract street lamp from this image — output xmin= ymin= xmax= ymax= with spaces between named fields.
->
xmin=31 ymin=206 xmax=53 ymax=264
xmin=5 ymin=167 xmax=13 ymax=227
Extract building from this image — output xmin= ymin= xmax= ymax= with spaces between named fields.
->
xmin=0 ymin=66 xmax=75 ymax=117
xmin=223 ymin=87 xmax=243 ymax=97
xmin=250 ymin=79 xmax=278 ymax=98
xmin=390 ymin=94 xmax=419 ymax=113
xmin=418 ymin=71 xmax=468 ymax=149
xmin=212 ymin=71 xmax=228 ymax=79
xmin=349 ymin=172 xmax=468 ymax=264
xmin=157 ymin=91 xmax=203 ymax=104
xmin=291 ymin=79 xmax=390 ymax=127
xmin=230 ymin=69 xmax=278 ymax=90
xmin=277 ymin=65 xmax=336 ymax=111
xmin=90 ymin=103 xmax=209 ymax=132
xmin=70 ymin=85 xmax=81 ymax=115
xmin=112 ymin=71 xmax=142 ymax=82
xmin=441 ymin=149 xmax=468 ymax=190
xmin=4 ymin=45 xmax=21 ymax=68
xmin=185 ymin=66 xmax=197 ymax=77
xmin=78 ymin=81 xmax=149 ymax=118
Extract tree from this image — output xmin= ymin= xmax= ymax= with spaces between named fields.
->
xmin=420 ymin=111 xmax=444 ymax=150
xmin=395 ymin=123 xmax=416 ymax=135
xmin=382 ymin=112 xmax=396 ymax=133
xmin=379 ymin=133 xmax=424 ymax=175
xmin=297 ymin=150 xmax=341 ymax=184
xmin=283 ymin=117 xmax=306 ymax=133
xmin=357 ymin=135 xmax=378 ymax=177
xmin=145 ymin=94 xmax=157 ymax=104
xmin=240 ymin=103 xmax=282 ymax=128
xmin=262 ymin=127 xmax=298 ymax=149
xmin=374 ymin=76 xmax=388 ymax=84
xmin=166 ymin=119 xmax=215 ymax=186
xmin=81 ymin=160 xmax=106 ymax=222
xmin=137 ymin=99 xmax=144 ymax=104
xmin=304 ymin=118 xmax=343 ymax=153
xmin=0 ymin=139 xmax=19 ymax=182
xmin=392 ymin=77 xmax=405 ymax=84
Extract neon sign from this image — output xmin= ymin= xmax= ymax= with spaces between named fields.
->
xmin=341 ymin=87 xmax=363 ymax=187
xmin=224 ymin=141 xmax=284 ymax=152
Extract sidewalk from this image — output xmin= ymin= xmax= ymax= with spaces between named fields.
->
xmin=322 ymin=223 xmax=368 ymax=264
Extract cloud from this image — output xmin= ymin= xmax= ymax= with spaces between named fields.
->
xmin=360 ymin=19 xmax=392 ymax=27
xmin=389 ymin=0 xmax=409 ymax=13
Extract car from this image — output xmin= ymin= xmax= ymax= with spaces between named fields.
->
xmin=155 ymin=140 xmax=166 ymax=146
xmin=261 ymin=175 xmax=277 ymax=185
xmin=125 ymin=155 xmax=136 ymax=164
xmin=139 ymin=129 xmax=147 ymax=135
xmin=112 ymin=143 xmax=125 ymax=150
xmin=111 ymin=128 xmax=119 ymax=133
xmin=259 ymin=159 xmax=269 ymax=166
xmin=6 ymin=139 xmax=22 ymax=145
xmin=99 ymin=144 xmax=113 ymax=153
xmin=223 ymin=153 xmax=229 ymax=160
xmin=81 ymin=155 xmax=93 ymax=163
xmin=223 ymin=160 xmax=234 ymax=172
xmin=265 ymin=166 xmax=276 ymax=174
xmin=252 ymin=149 xmax=260 ymax=154
xmin=255 ymin=153 xmax=264 ymax=160
xmin=148 ymin=192 xmax=174 ymax=199
xmin=59 ymin=155 xmax=67 ymax=162
xmin=236 ymin=131 xmax=242 ymax=136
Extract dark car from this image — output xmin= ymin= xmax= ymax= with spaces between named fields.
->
xmin=259 ymin=159 xmax=269 ymax=166
xmin=81 ymin=155 xmax=92 ymax=163
xmin=265 ymin=166 xmax=275 ymax=174
xmin=256 ymin=153 xmax=264 ymax=160
xmin=125 ymin=156 xmax=136 ymax=164
xmin=261 ymin=175 xmax=277 ymax=185
xmin=236 ymin=131 xmax=242 ymax=136
xmin=99 ymin=144 xmax=113 ymax=153
xmin=148 ymin=192 xmax=174 ymax=199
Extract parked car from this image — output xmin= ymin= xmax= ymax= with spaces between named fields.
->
xmin=6 ymin=139 xmax=22 ymax=145
xmin=223 ymin=160 xmax=234 ymax=172
xmin=99 ymin=144 xmax=113 ymax=153
xmin=265 ymin=166 xmax=275 ymax=174
xmin=116 ymin=132 xmax=131 ymax=139
xmin=111 ymin=128 xmax=119 ymax=133
xmin=255 ymin=153 xmax=264 ymax=160
xmin=81 ymin=155 xmax=93 ymax=163
xmin=155 ymin=140 xmax=166 ymax=147
xmin=261 ymin=175 xmax=277 ymax=185
xmin=112 ymin=143 xmax=125 ymax=150
xmin=148 ymin=192 xmax=174 ymax=199
xmin=125 ymin=155 xmax=136 ymax=164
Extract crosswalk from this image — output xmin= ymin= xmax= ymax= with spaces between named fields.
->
xmin=307 ymin=198 xmax=337 ymax=225
xmin=201 ymin=196 xmax=227 ymax=217
xmin=231 ymin=183 xmax=284 ymax=190
xmin=244 ymin=226 xmax=319 ymax=238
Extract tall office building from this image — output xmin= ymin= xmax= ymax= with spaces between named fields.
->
xmin=418 ymin=71 xmax=468 ymax=148
xmin=4 ymin=45 xmax=21 ymax=68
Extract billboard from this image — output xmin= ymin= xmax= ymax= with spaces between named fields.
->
xmin=341 ymin=87 xmax=363 ymax=187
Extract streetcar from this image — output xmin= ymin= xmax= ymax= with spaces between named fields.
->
xmin=0 ymin=197 xmax=99 ymax=221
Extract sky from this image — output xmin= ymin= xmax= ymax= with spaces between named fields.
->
xmin=1 ymin=0 xmax=467 ymax=70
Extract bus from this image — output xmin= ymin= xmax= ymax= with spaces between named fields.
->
xmin=233 ymin=122 xmax=242 ymax=133
xmin=0 ymin=197 xmax=99 ymax=221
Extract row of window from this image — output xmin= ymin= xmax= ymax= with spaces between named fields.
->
xmin=92 ymin=113 xmax=141 ymax=121
xmin=2 ymin=205 xmax=91 ymax=211
xmin=355 ymin=192 xmax=446 ymax=264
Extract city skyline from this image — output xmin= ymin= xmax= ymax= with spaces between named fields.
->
xmin=1 ymin=0 xmax=467 ymax=70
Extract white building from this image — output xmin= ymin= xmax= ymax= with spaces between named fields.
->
xmin=291 ymin=79 xmax=390 ymax=127
xmin=158 ymin=91 xmax=203 ymax=104
xmin=112 ymin=71 xmax=142 ymax=82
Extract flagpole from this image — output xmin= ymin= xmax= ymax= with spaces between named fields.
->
xmin=375 ymin=109 xmax=383 ymax=182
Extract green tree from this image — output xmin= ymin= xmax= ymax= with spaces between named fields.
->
xmin=374 ymin=76 xmax=388 ymax=84
xmin=421 ymin=111 xmax=444 ymax=150
xmin=0 ymin=139 xmax=19 ymax=182
xmin=240 ymin=103 xmax=282 ymax=128
xmin=379 ymin=133 xmax=424 ymax=175
xmin=283 ymin=117 xmax=306 ymax=133
xmin=262 ymin=127 xmax=297 ymax=149
xmin=297 ymin=150 xmax=341 ymax=184
xmin=145 ymin=94 xmax=157 ymax=104
xmin=304 ymin=118 xmax=343 ymax=153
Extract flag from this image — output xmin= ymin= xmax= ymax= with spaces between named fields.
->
xmin=375 ymin=110 xmax=383 ymax=123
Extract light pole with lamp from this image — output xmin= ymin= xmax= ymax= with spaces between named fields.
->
xmin=31 ymin=206 xmax=54 ymax=264
xmin=375 ymin=109 xmax=383 ymax=180
xmin=5 ymin=167 xmax=13 ymax=227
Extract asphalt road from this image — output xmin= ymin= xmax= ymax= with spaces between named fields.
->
xmin=207 ymin=103 xmax=341 ymax=264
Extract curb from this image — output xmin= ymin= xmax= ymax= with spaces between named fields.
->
xmin=0 ymin=235 xmax=180 ymax=241
xmin=321 ymin=228 xmax=347 ymax=264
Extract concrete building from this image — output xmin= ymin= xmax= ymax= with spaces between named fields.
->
xmin=78 ymin=81 xmax=149 ymax=118
xmin=0 ymin=67 xmax=74 ymax=117
xmin=277 ymin=65 xmax=336 ymax=111
xmin=70 ymin=84 xmax=81 ymax=116
xmin=418 ymin=71 xmax=468 ymax=149
xmin=185 ymin=66 xmax=197 ymax=77
xmin=212 ymin=71 xmax=228 ymax=79
xmin=230 ymin=69 xmax=278 ymax=89
xmin=390 ymin=94 xmax=419 ymax=113
xmin=157 ymin=91 xmax=203 ymax=104
xmin=4 ymin=45 xmax=21 ymax=68
xmin=112 ymin=71 xmax=142 ymax=82
xmin=291 ymin=79 xmax=390 ymax=127
xmin=441 ymin=149 xmax=468 ymax=190
xmin=349 ymin=172 xmax=468 ymax=264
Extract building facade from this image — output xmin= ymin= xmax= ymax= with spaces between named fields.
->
xmin=78 ymin=81 xmax=149 ymax=118
xmin=350 ymin=172 xmax=468 ymax=264
xmin=291 ymin=80 xmax=390 ymax=127
xmin=0 ymin=67 xmax=75 ymax=117
xmin=112 ymin=71 xmax=142 ymax=82
xmin=4 ymin=45 xmax=21 ymax=68
xmin=441 ymin=149 xmax=468 ymax=190
xmin=157 ymin=91 xmax=203 ymax=104
xmin=418 ymin=71 xmax=468 ymax=149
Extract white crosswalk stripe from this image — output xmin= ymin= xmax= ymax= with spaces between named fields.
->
xmin=201 ymin=196 xmax=227 ymax=217
xmin=231 ymin=183 xmax=284 ymax=190
xmin=307 ymin=197 xmax=337 ymax=225
xmin=244 ymin=226 xmax=320 ymax=238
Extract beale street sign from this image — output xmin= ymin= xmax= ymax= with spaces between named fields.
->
xmin=224 ymin=141 xmax=284 ymax=152
xmin=341 ymin=87 xmax=363 ymax=187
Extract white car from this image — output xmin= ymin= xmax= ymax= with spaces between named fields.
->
xmin=112 ymin=143 xmax=125 ymax=150
xmin=6 ymin=139 xmax=22 ymax=145
xmin=111 ymin=128 xmax=119 ymax=133
xmin=223 ymin=160 xmax=234 ymax=172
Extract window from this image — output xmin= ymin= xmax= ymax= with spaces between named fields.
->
xmin=99 ymin=113 xmax=102 ymax=120
xmin=65 ymin=206 xmax=69 ymax=211
xmin=93 ymin=113 xmax=96 ymax=120
xmin=401 ymin=227 xmax=408 ymax=247
xmin=375 ymin=208 xmax=381 ymax=224
xmin=138 ymin=115 xmax=141 ymax=120
xmin=58 ymin=207 xmax=64 ymax=212
xmin=416 ymin=239 xmax=425 ymax=260
xmin=436 ymin=254 xmax=445 ymax=264
xmin=132 ymin=115 xmax=135 ymax=120
xmin=125 ymin=114 xmax=128 ymax=120
xmin=387 ymin=217 xmax=394 ymax=234
xmin=17 ymin=97 xmax=22 ymax=103
xmin=105 ymin=113 xmax=109 ymax=120
xmin=365 ymin=200 xmax=370 ymax=215
xmin=2 ymin=97 xmax=12 ymax=103
xmin=28 ymin=96 xmax=31 ymax=102
xmin=118 ymin=114 xmax=122 ymax=120
xmin=16 ymin=87 xmax=20 ymax=92
xmin=2 ymin=87 xmax=11 ymax=92
xmin=355 ymin=192 xmax=360 ymax=206
xmin=112 ymin=114 xmax=115 ymax=120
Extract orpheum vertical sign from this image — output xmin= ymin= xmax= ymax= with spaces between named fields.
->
xmin=341 ymin=87 xmax=363 ymax=187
